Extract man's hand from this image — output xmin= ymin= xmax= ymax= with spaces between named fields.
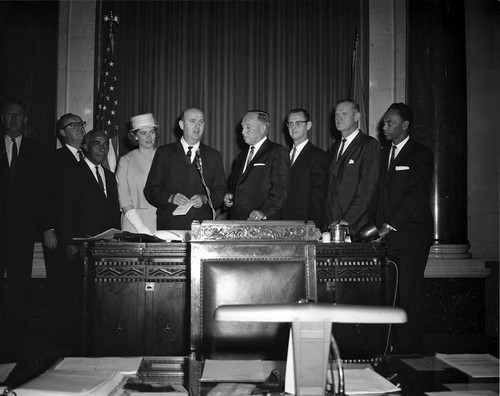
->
xmin=223 ymin=193 xmax=234 ymax=208
xmin=190 ymin=195 xmax=206 ymax=208
xmin=66 ymin=244 xmax=79 ymax=260
xmin=171 ymin=193 xmax=190 ymax=206
xmin=248 ymin=210 xmax=266 ymax=221
xmin=43 ymin=229 xmax=58 ymax=250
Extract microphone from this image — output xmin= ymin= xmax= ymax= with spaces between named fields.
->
xmin=194 ymin=149 xmax=216 ymax=220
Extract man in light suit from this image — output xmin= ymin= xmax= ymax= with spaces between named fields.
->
xmin=326 ymin=100 xmax=380 ymax=239
xmin=281 ymin=108 xmax=327 ymax=230
xmin=144 ymin=108 xmax=226 ymax=230
xmin=224 ymin=110 xmax=290 ymax=221
xmin=0 ymin=99 xmax=53 ymax=335
xmin=376 ymin=102 xmax=433 ymax=354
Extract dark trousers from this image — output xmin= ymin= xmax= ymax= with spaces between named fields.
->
xmin=43 ymin=246 xmax=83 ymax=350
xmin=0 ymin=239 xmax=35 ymax=332
xmin=390 ymin=243 xmax=430 ymax=354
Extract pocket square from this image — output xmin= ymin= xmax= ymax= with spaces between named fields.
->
xmin=348 ymin=159 xmax=355 ymax=164
xmin=395 ymin=166 xmax=410 ymax=171
xmin=253 ymin=163 xmax=265 ymax=166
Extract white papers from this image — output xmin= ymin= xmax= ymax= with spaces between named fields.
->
xmin=200 ymin=360 xmax=266 ymax=382
xmin=329 ymin=368 xmax=401 ymax=395
xmin=426 ymin=391 xmax=498 ymax=395
xmin=15 ymin=369 xmax=123 ymax=396
xmin=55 ymin=357 xmax=143 ymax=376
xmin=436 ymin=353 xmax=499 ymax=378
xmin=172 ymin=202 xmax=193 ymax=216
xmin=402 ymin=356 xmax=450 ymax=371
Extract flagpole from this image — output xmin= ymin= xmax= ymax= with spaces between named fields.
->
xmin=96 ymin=11 xmax=120 ymax=172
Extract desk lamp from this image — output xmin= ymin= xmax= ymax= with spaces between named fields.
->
xmin=214 ymin=302 xmax=406 ymax=396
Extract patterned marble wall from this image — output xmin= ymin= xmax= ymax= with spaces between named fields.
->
xmin=57 ymin=1 xmax=96 ymax=135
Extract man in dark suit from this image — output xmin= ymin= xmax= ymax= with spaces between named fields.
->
xmin=56 ymin=129 xmax=120 ymax=259
xmin=55 ymin=113 xmax=86 ymax=169
xmin=326 ymin=100 xmax=380 ymax=239
xmin=281 ymin=108 xmax=327 ymax=230
xmin=224 ymin=110 xmax=290 ymax=221
xmin=144 ymin=108 xmax=226 ymax=230
xmin=44 ymin=113 xmax=87 ymax=343
xmin=376 ymin=102 xmax=433 ymax=354
xmin=0 ymin=99 xmax=53 ymax=334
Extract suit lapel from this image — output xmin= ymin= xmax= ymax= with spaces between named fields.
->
xmin=292 ymin=141 xmax=310 ymax=168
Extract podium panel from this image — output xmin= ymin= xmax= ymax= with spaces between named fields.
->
xmin=316 ymin=242 xmax=390 ymax=361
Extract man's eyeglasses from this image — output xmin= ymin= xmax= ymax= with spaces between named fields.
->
xmin=62 ymin=121 xmax=86 ymax=129
xmin=286 ymin=120 xmax=308 ymax=128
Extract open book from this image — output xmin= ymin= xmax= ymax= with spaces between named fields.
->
xmin=73 ymin=228 xmax=122 ymax=242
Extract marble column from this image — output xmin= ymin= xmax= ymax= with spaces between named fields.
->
xmin=57 ymin=0 xmax=96 ymax=131
xmin=408 ymin=0 xmax=470 ymax=260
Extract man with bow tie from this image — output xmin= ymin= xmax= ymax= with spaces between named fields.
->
xmin=326 ymin=99 xmax=380 ymax=239
xmin=224 ymin=110 xmax=290 ymax=221
xmin=376 ymin=102 xmax=433 ymax=354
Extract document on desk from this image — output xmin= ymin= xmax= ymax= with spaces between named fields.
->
xmin=426 ymin=391 xmax=498 ymax=395
xmin=435 ymin=353 xmax=499 ymax=378
xmin=329 ymin=368 xmax=401 ymax=395
xmin=15 ymin=369 xmax=123 ymax=395
xmin=402 ymin=356 xmax=450 ymax=371
xmin=200 ymin=360 xmax=266 ymax=382
xmin=0 ymin=362 xmax=16 ymax=383
xmin=172 ymin=202 xmax=193 ymax=216
xmin=54 ymin=357 xmax=143 ymax=375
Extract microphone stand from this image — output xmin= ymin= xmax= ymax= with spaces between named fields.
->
xmin=195 ymin=151 xmax=216 ymax=220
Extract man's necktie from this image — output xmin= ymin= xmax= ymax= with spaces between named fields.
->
xmin=95 ymin=165 xmax=105 ymax=193
xmin=388 ymin=145 xmax=397 ymax=169
xmin=10 ymin=138 xmax=18 ymax=176
xmin=290 ymin=146 xmax=297 ymax=165
xmin=336 ymin=138 xmax=346 ymax=162
xmin=77 ymin=149 xmax=84 ymax=161
xmin=244 ymin=146 xmax=255 ymax=173
xmin=186 ymin=146 xmax=193 ymax=164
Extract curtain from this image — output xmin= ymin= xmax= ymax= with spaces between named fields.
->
xmin=98 ymin=0 xmax=361 ymax=174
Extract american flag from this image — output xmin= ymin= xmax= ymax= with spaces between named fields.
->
xmin=95 ymin=14 xmax=119 ymax=172
xmin=349 ymin=33 xmax=368 ymax=134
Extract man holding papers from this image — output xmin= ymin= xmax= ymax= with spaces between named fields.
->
xmin=144 ymin=108 xmax=226 ymax=230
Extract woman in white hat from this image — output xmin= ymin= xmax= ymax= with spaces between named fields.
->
xmin=116 ymin=113 xmax=159 ymax=234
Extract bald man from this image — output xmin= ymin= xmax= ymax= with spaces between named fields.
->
xmin=144 ymin=108 xmax=226 ymax=230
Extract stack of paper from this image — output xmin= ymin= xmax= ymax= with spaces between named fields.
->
xmin=15 ymin=369 xmax=123 ymax=396
xmin=54 ymin=357 xmax=143 ymax=376
xmin=436 ymin=354 xmax=499 ymax=378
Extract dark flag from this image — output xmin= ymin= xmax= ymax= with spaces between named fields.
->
xmin=95 ymin=12 xmax=119 ymax=171
xmin=349 ymin=33 xmax=368 ymax=134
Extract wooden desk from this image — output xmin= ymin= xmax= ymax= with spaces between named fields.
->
xmin=82 ymin=242 xmax=189 ymax=357
xmin=82 ymin=240 xmax=390 ymax=358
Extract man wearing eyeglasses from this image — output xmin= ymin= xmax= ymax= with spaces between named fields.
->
xmin=56 ymin=113 xmax=87 ymax=167
xmin=224 ymin=110 xmax=290 ymax=221
xmin=0 ymin=99 xmax=54 ymax=336
xmin=43 ymin=113 xmax=87 ymax=346
xmin=281 ymin=108 xmax=327 ymax=230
